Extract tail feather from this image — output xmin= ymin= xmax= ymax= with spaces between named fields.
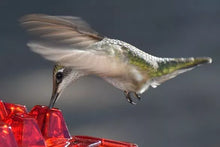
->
xmin=150 ymin=57 xmax=212 ymax=88
xmin=178 ymin=57 xmax=212 ymax=69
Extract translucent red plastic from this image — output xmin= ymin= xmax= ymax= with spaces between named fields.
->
xmin=0 ymin=100 xmax=138 ymax=147
xmin=0 ymin=122 xmax=18 ymax=147
xmin=29 ymin=105 xmax=71 ymax=139
xmin=74 ymin=136 xmax=137 ymax=147
xmin=0 ymin=100 xmax=8 ymax=121
xmin=4 ymin=109 xmax=46 ymax=146
xmin=4 ymin=102 xmax=28 ymax=117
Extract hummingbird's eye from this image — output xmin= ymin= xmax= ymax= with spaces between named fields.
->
xmin=56 ymin=72 xmax=63 ymax=83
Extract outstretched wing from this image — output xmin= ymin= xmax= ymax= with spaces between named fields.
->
xmin=20 ymin=14 xmax=104 ymax=48
xmin=28 ymin=42 xmax=128 ymax=77
xmin=22 ymin=14 xmax=128 ymax=78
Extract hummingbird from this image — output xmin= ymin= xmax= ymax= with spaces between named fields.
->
xmin=20 ymin=14 xmax=212 ymax=108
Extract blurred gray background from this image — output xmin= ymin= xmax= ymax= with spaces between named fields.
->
xmin=0 ymin=0 xmax=219 ymax=146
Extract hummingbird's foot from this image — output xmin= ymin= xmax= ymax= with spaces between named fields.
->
xmin=134 ymin=92 xmax=141 ymax=100
xmin=124 ymin=91 xmax=136 ymax=105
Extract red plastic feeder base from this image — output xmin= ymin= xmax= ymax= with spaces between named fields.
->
xmin=0 ymin=100 xmax=138 ymax=147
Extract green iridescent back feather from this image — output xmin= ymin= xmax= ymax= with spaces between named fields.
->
xmin=121 ymin=46 xmax=156 ymax=72
xmin=152 ymin=57 xmax=211 ymax=77
xmin=121 ymin=44 xmax=211 ymax=78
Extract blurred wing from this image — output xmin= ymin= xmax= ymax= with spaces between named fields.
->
xmin=20 ymin=14 xmax=104 ymax=48
xmin=28 ymin=42 xmax=127 ymax=77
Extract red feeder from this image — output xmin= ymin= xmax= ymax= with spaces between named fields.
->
xmin=29 ymin=105 xmax=71 ymax=139
xmin=0 ymin=100 xmax=8 ymax=121
xmin=4 ymin=102 xmax=28 ymax=117
xmin=4 ymin=114 xmax=46 ymax=146
xmin=0 ymin=122 xmax=18 ymax=147
xmin=74 ymin=136 xmax=137 ymax=147
xmin=0 ymin=100 xmax=138 ymax=147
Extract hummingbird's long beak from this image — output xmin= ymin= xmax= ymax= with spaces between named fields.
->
xmin=49 ymin=92 xmax=60 ymax=108
xmin=48 ymin=80 xmax=61 ymax=108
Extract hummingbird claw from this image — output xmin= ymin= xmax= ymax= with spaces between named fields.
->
xmin=124 ymin=91 xmax=136 ymax=105
xmin=134 ymin=93 xmax=141 ymax=100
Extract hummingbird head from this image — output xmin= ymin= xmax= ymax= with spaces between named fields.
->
xmin=49 ymin=64 xmax=72 ymax=108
